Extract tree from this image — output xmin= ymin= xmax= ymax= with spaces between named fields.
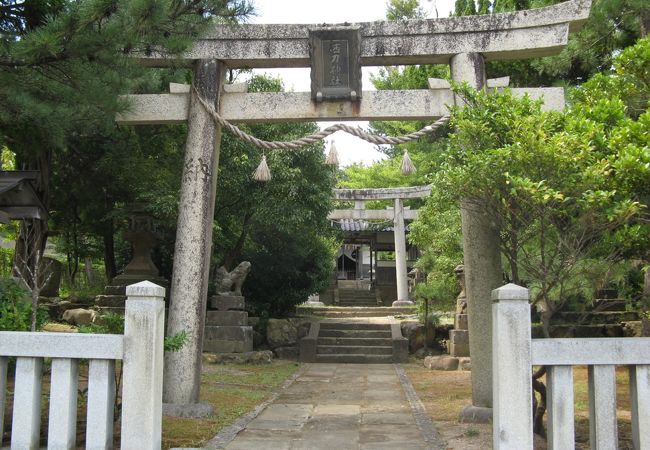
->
xmin=209 ymin=75 xmax=338 ymax=317
xmin=0 ymin=0 xmax=252 ymax=281
xmin=386 ymin=0 xmax=425 ymax=20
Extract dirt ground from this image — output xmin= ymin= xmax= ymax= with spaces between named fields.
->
xmin=404 ymin=362 xmax=636 ymax=450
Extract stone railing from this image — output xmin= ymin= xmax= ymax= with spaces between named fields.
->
xmin=0 ymin=281 xmax=165 ymax=449
xmin=492 ymin=283 xmax=650 ymax=450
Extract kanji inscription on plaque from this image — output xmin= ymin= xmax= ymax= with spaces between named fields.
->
xmin=309 ymin=27 xmax=361 ymax=102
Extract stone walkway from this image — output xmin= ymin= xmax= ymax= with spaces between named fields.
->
xmin=213 ymin=363 xmax=442 ymax=450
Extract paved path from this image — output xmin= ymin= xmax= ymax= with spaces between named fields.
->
xmin=216 ymin=363 xmax=442 ymax=450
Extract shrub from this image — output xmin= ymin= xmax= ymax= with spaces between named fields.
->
xmin=0 ymin=277 xmax=48 ymax=331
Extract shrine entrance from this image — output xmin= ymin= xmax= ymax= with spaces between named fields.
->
xmin=117 ymin=0 xmax=591 ymax=420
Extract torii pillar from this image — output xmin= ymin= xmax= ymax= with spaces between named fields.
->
xmin=392 ymin=198 xmax=413 ymax=306
xmin=452 ymin=53 xmax=504 ymax=423
xmin=163 ymin=60 xmax=224 ymax=413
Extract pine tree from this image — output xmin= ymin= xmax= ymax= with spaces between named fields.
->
xmin=0 ymin=0 xmax=252 ymax=281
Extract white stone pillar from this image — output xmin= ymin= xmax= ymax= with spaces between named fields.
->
xmin=392 ymin=198 xmax=412 ymax=306
xmin=452 ymin=53 xmax=503 ymax=417
xmin=121 ymin=281 xmax=166 ymax=449
xmin=164 ymin=59 xmax=224 ymax=407
xmin=492 ymin=283 xmax=533 ymax=450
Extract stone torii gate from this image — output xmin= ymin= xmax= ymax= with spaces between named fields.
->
xmin=329 ymin=185 xmax=432 ymax=306
xmin=117 ymin=0 xmax=591 ymax=415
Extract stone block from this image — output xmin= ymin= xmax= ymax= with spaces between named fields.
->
xmin=423 ymin=356 xmax=459 ymax=371
xmin=267 ymin=318 xmax=311 ymax=349
xmin=455 ymin=313 xmax=468 ymax=330
xmin=450 ymin=325 xmax=470 ymax=356
xmin=104 ymin=285 xmax=127 ymax=296
xmin=210 ymin=295 xmax=245 ymax=311
xmin=391 ymin=322 xmax=409 ymax=363
xmin=95 ymin=295 xmax=127 ymax=307
xmin=206 ymin=310 xmax=248 ymax=326
xmin=623 ymin=321 xmax=643 ymax=337
xmin=449 ymin=341 xmax=469 ymax=357
xmin=458 ymin=357 xmax=471 ymax=371
xmin=40 ymin=257 xmax=63 ymax=297
xmin=204 ymin=325 xmax=252 ymax=341
xmin=604 ymin=324 xmax=624 ymax=337
xmin=248 ymin=316 xmax=260 ymax=327
xmin=203 ymin=325 xmax=253 ymax=353
xmin=203 ymin=338 xmax=253 ymax=353
xmin=593 ymin=299 xmax=626 ymax=312
xmin=274 ymin=346 xmax=299 ymax=361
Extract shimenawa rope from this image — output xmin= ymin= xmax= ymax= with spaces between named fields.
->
xmin=192 ymin=87 xmax=451 ymax=150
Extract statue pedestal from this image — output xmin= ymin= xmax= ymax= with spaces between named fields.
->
xmin=95 ymin=211 xmax=168 ymax=314
xmin=203 ymin=295 xmax=253 ymax=353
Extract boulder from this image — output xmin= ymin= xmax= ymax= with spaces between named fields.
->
xmin=623 ymin=321 xmax=643 ymax=337
xmin=413 ymin=347 xmax=442 ymax=359
xmin=266 ymin=318 xmax=310 ymax=349
xmin=424 ymin=355 xmax=459 ymax=371
xmin=400 ymin=320 xmax=436 ymax=353
xmin=274 ymin=346 xmax=299 ymax=361
xmin=458 ymin=357 xmax=471 ymax=371
xmin=62 ymin=308 xmax=97 ymax=326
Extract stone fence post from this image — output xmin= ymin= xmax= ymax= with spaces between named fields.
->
xmin=492 ymin=283 xmax=533 ymax=450
xmin=121 ymin=281 xmax=166 ymax=449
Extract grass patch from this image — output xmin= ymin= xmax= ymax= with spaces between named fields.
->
xmin=404 ymin=361 xmax=635 ymax=449
xmin=162 ymin=361 xmax=301 ymax=450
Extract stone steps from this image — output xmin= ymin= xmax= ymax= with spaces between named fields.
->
xmin=297 ymin=306 xmax=415 ymax=318
xmin=320 ymin=322 xmax=390 ymax=330
xmin=317 ymin=337 xmax=392 ymax=346
xmin=315 ymin=354 xmax=394 ymax=364
xmin=336 ymin=289 xmax=380 ymax=308
xmin=317 ymin=344 xmax=393 ymax=355
xmin=319 ymin=329 xmax=392 ymax=338
xmin=308 ymin=321 xmax=404 ymax=364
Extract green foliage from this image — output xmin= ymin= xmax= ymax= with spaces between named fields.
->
xmin=78 ymin=311 xmax=188 ymax=351
xmin=211 ymin=74 xmax=338 ymax=317
xmin=414 ymin=282 xmax=449 ymax=321
xmin=78 ymin=311 xmax=125 ymax=334
xmin=0 ymin=278 xmax=48 ymax=330
xmin=386 ymin=0 xmax=425 ymax=20
xmin=164 ymin=330 xmax=188 ymax=352
xmin=1 ymin=0 xmax=253 ymax=285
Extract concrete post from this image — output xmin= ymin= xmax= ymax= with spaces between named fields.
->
xmin=452 ymin=53 xmax=503 ymax=418
xmin=121 ymin=281 xmax=166 ymax=449
xmin=492 ymin=283 xmax=533 ymax=450
xmin=164 ymin=59 xmax=224 ymax=408
xmin=392 ymin=198 xmax=412 ymax=306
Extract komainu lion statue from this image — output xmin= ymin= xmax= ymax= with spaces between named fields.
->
xmin=213 ymin=261 xmax=251 ymax=296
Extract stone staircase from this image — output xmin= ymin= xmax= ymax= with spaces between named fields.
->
xmin=300 ymin=321 xmax=408 ymax=363
xmin=337 ymin=288 xmax=378 ymax=307
xmin=296 ymin=305 xmax=416 ymax=318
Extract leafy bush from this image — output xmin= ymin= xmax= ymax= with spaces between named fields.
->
xmin=78 ymin=311 xmax=124 ymax=334
xmin=79 ymin=311 xmax=187 ymax=352
xmin=0 ymin=277 xmax=48 ymax=331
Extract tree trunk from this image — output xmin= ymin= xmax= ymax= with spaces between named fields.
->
xmin=84 ymin=257 xmax=94 ymax=284
xmin=223 ymin=212 xmax=253 ymax=270
xmin=103 ymin=225 xmax=117 ymax=282
xmin=642 ymin=265 xmax=650 ymax=337
xmin=640 ymin=9 xmax=649 ymax=38
xmin=13 ymin=148 xmax=51 ymax=280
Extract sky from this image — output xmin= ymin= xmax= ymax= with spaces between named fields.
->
xmin=247 ymin=0 xmax=456 ymax=167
